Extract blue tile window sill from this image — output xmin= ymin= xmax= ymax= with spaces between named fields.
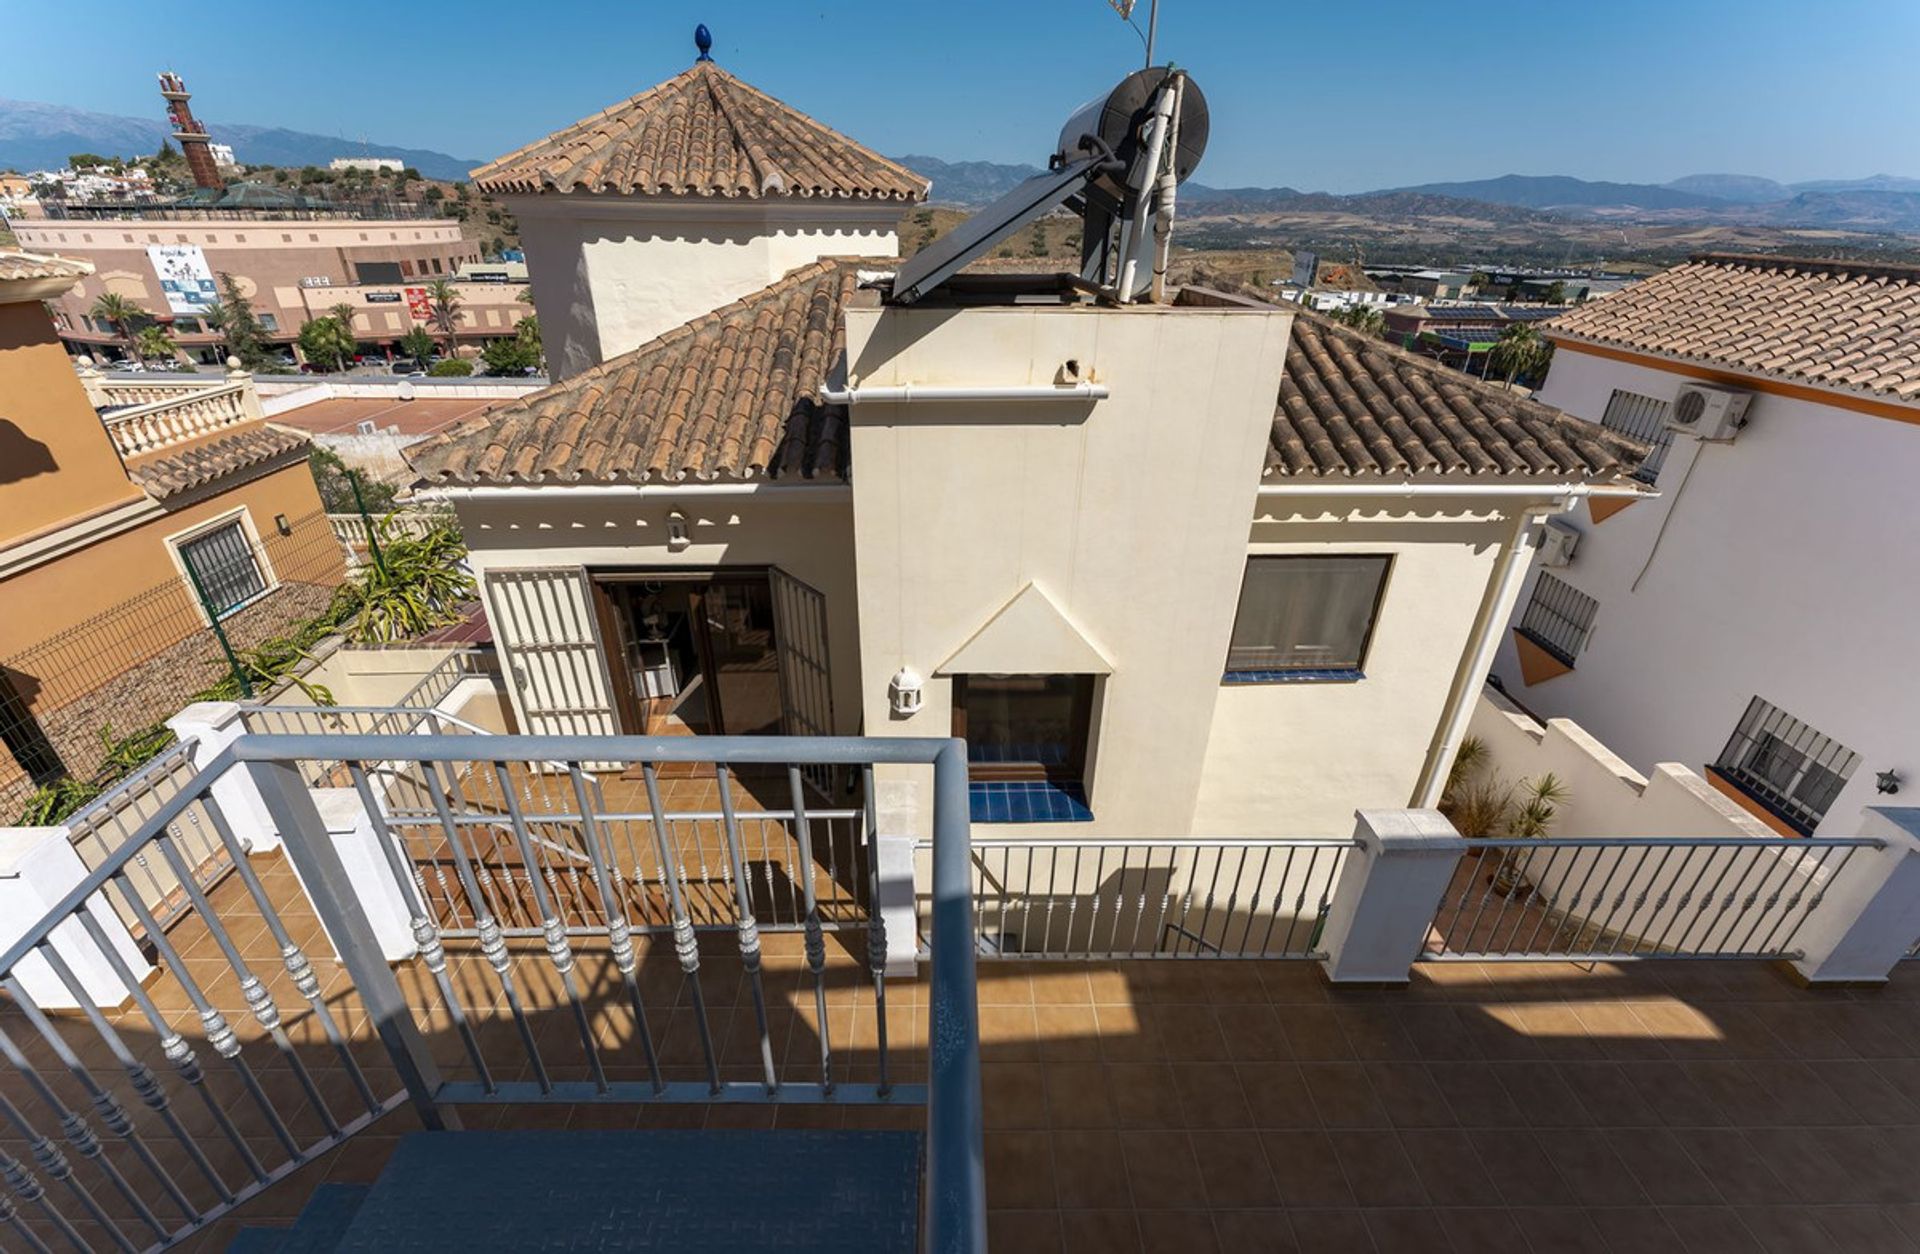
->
xmin=968 ymin=781 xmax=1093 ymax=824
xmin=1223 ymin=668 xmax=1365 ymax=685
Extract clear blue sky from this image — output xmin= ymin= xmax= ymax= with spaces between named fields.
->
xmin=5 ymin=0 xmax=1915 ymax=192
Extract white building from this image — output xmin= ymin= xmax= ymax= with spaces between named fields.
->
xmin=330 ymin=156 xmax=404 ymax=173
xmin=1492 ymin=253 xmax=1920 ymax=836
xmin=408 ymin=60 xmax=1647 ymax=841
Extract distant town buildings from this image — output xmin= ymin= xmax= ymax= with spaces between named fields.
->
xmin=330 ymin=156 xmax=405 ymax=173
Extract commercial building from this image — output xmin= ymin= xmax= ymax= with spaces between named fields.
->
xmin=1494 ymin=253 xmax=1920 ymax=836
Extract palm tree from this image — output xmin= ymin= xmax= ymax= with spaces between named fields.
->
xmin=1489 ymin=323 xmax=1548 ymax=389
xmin=200 ymin=301 xmax=231 ymax=360
xmin=89 ymin=292 xmax=141 ymax=363
xmin=134 ymin=324 xmax=177 ymax=366
xmin=425 ymin=279 xmax=462 ymax=361
xmin=328 ymin=302 xmax=361 ymax=367
xmin=1331 ymin=304 xmax=1386 ymax=336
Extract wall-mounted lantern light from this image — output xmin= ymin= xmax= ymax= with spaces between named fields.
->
xmin=1877 ymin=769 xmax=1903 ymax=796
xmin=889 ymin=667 xmax=923 ymax=717
xmin=665 ymin=509 xmax=690 ymax=551
xmin=274 ymin=513 xmax=292 ymax=536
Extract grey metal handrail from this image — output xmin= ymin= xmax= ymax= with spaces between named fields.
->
xmin=0 ymin=732 xmax=986 ymax=1254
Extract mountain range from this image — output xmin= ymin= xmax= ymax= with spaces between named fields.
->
xmin=0 ymin=98 xmax=478 ymax=181
xmin=6 ymin=97 xmax=1920 ymax=235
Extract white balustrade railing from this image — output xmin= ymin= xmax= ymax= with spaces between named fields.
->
xmin=99 ymin=381 xmax=254 ymax=458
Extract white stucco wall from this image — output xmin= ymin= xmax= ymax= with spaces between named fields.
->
xmin=1193 ymin=507 xmax=1519 ymax=836
xmin=451 ymin=489 xmax=863 ymax=737
xmin=508 ymin=195 xmax=903 ymax=381
xmin=845 ymin=300 xmax=1299 ymax=838
xmin=1493 ymin=344 xmax=1920 ymax=834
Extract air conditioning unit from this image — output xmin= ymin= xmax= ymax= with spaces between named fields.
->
xmin=1666 ymin=383 xmax=1751 ymax=441
xmin=1538 ymin=518 xmax=1580 ymax=567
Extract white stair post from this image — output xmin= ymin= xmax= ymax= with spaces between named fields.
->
xmin=0 ymin=827 xmax=153 ymax=1009
xmin=287 ymin=788 xmax=418 ymax=963
xmin=167 ymin=702 xmax=281 ymax=851
xmin=874 ymin=776 xmax=924 ymax=979
xmin=1788 ymin=807 xmax=1920 ymax=986
xmin=1318 ymin=809 xmax=1465 ymax=985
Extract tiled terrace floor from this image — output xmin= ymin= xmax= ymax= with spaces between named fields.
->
xmin=9 ymin=852 xmax=1920 ymax=1253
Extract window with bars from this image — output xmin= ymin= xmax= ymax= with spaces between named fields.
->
xmin=1517 ymin=572 xmax=1598 ymax=666
xmin=177 ymin=520 xmax=267 ymax=618
xmin=1713 ymin=697 xmax=1858 ymax=835
xmin=1600 ymin=389 xmax=1677 ymax=483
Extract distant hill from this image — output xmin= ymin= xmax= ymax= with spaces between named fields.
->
xmin=892 ymin=154 xmax=1045 ymax=206
xmin=1758 ymin=190 xmax=1920 ymax=232
xmin=1665 ymin=173 xmax=1789 ymax=204
xmin=1380 ymin=174 xmax=1729 ymax=211
xmin=0 ymin=97 xmax=479 ymax=181
xmin=1789 ymin=174 xmax=1920 ymax=195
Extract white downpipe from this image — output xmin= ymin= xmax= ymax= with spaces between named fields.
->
xmin=1117 ymin=83 xmax=1177 ymax=302
xmin=1259 ymin=481 xmax=1647 ymax=500
xmin=421 ymin=483 xmax=851 ymax=502
xmin=1410 ymin=499 xmax=1568 ymax=809
xmin=819 ymin=382 xmax=1109 ymax=405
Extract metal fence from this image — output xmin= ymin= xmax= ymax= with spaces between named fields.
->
xmin=1711 ymin=695 xmax=1860 ymax=837
xmin=1423 ymin=835 xmax=1881 ymax=961
xmin=61 ymin=741 xmax=234 ymax=935
xmin=1598 ymin=388 xmax=1677 ymax=483
xmin=0 ymin=508 xmax=350 ymax=818
xmin=935 ymin=837 xmax=1352 ymax=960
xmin=0 ymin=732 xmax=983 ymax=1253
xmin=1516 ymin=571 xmax=1599 ymax=666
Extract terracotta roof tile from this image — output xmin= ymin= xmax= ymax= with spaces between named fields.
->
xmin=1268 ymin=312 xmax=1645 ymax=481
xmin=472 ymin=63 xmax=927 ymax=203
xmin=127 ymin=425 xmax=310 ymax=499
xmin=1548 ymin=253 xmax=1920 ymax=403
xmin=0 ymin=250 xmax=93 ymax=283
xmin=407 ymin=258 xmax=865 ymax=485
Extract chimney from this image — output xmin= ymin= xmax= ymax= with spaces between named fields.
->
xmin=158 ymin=72 xmax=223 ymax=192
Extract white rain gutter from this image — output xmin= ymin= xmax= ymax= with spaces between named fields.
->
xmin=420 ymin=483 xmax=850 ymax=502
xmin=819 ymin=382 xmax=1109 ymax=405
xmin=1409 ymin=497 xmax=1571 ymax=810
xmin=1258 ymin=480 xmax=1647 ymax=499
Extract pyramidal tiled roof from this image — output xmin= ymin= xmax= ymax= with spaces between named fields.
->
xmin=1267 ymin=312 xmax=1646 ymax=480
xmin=407 ymin=258 xmax=867 ymax=485
xmin=471 ymin=63 xmax=928 ymax=202
xmin=1548 ymin=253 xmax=1920 ymax=404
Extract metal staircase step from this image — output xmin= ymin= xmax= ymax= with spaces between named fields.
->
xmin=331 ymin=1128 xmax=922 ymax=1252
xmin=227 ymin=1183 xmax=372 ymax=1253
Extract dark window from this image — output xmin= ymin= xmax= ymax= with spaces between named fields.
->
xmin=1517 ymin=572 xmax=1598 ymax=666
xmin=0 ymin=670 xmax=65 ymax=787
xmin=1600 ymin=389 xmax=1676 ymax=483
xmin=1225 ymin=556 xmax=1389 ymax=681
xmin=178 ymin=520 xmax=267 ymax=618
xmin=1713 ymin=696 xmax=1858 ymax=835
xmin=356 ymin=260 xmax=403 ymax=284
xmin=257 ymin=312 xmax=279 ymax=332
xmin=953 ymin=674 xmax=1096 ymax=822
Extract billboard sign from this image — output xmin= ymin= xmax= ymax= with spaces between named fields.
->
xmin=1289 ymin=250 xmax=1319 ymax=289
xmin=365 ymin=291 xmax=402 ymax=304
xmin=146 ymin=244 xmax=219 ymax=314
xmin=405 ymin=287 xmax=433 ymax=322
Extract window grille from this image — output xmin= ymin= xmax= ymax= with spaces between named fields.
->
xmin=1600 ymin=389 xmax=1676 ymax=483
xmin=1517 ymin=572 xmax=1597 ymax=665
xmin=1714 ymin=696 xmax=1858 ymax=835
xmin=178 ymin=520 xmax=267 ymax=617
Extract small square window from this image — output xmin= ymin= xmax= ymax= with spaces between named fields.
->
xmin=1517 ymin=572 xmax=1598 ymax=667
xmin=1712 ymin=696 xmax=1858 ymax=835
xmin=953 ymin=674 xmax=1096 ymax=823
xmin=177 ymin=520 xmax=267 ymax=618
xmin=1224 ymin=556 xmax=1389 ymax=681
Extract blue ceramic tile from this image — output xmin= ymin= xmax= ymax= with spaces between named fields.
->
xmin=970 ymin=781 xmax=1092 ymax=824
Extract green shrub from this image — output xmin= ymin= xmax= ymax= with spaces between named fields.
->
xmin=428 ymin=359 xmax=472 ymax=377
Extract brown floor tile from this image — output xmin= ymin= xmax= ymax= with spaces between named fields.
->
xmin=1043 ymin=1062 xmax=1115 ymax=1129
xmin=1364 ymin=1207 xmax=1458 ymax=1254
xmin=1286 ymin=1208 xmax=1378 ymax=1251
xmin=1190 ymin=1129 xmax=1281 ymax=1208
xmin=982 ymin=1061 xmax=1050 ymax=1130
xmin=1737 ymin=1205 xmax=1846 ymax=1254
xmin=1060 ymin=1209 xmax=1143 ymax=1254
xmin=1261 ymin=1129 xmax=1356 ymax=1207
xmin=1301 ymin=1062 xmax=1389 ymax=1128
xmin=1051 ymin=1129 xmax=1133 ymax=1210
xmin=1605 ymin=1127 xmax=1722 ymax=1205
xmin=1136 ymin=1208 xmax=1220 ymax=1254
xmin=1367 ymin=1062 xmax=1457 ymax=1128
xmin=1327 ymin=1129 xmax=1428 ymax=1206
xmin=985 ymin=1210 xmax=1062 ymax=1254
xmin=1429 ymin=1061 xmax=1529 ymax=1128
xmin=1468 ymin=1129 xmax=1576 ymax=1208
xmin=1513 ymin=1207 xmax=1612 ymax=1254
xmin=985 ymin=1130 xmax=1057 ymax=1211
xmin=1209 ymin=1208 xmax=1301 ymax=1254
xmin=1118 ymin=1130 xmax=1209 ymax=1210
xmin=1398 ymin=1129 xmax=1502 ymax=1206
xmin=1657 ymin=1207 xmax=1765 ymax=1253
xmin=1214 ymin=1004 xmax=1293 ymax=1061
xmin=1280 ymin=1006 xmax=1356 ymax=1061
xmin=1169 ymin=1063 xmax=1253 ymax=1129
xmin=1106 ymin=1063 xmax=1188 ymax=1130
xmin=1237 ymin=1062 xmax=1320 ymax=1129
xmin=1591 ymin=1206 xmax=1686 ymax=1254
xmin=1436 ymin=1206 xmax=1530 ymax=1252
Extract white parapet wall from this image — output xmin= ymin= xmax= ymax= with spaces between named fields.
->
xmin=1466 ymin=688 xmax=1846 ymax=956
xmin=1470 ymin=687 xmax=1773 ymax=840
